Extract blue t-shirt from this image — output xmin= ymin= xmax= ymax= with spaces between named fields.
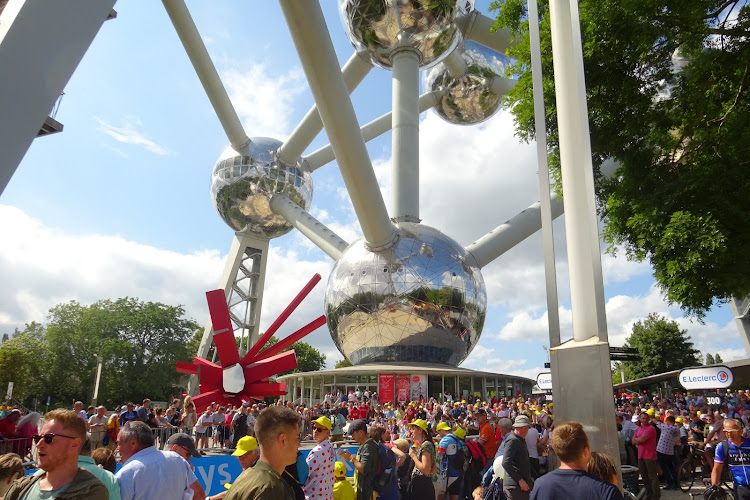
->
xmin=438 ymin=433 xmax=464 ymax=477
xmin=715 ymin=438 xmax=750 ymax=486
xmin=530 ymin=468 xmax=623 ymax=500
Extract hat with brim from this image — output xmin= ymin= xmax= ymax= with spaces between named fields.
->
xmin=513 ymin=415 xmax=531 ymax=428
xmin=349 ymin=419 xmax=367 ymax=434
xmin=453 ymin=428 xmax=466 ymax=440
xmin=167 ymin=432 xmax=202 ymax=458
xmin=409 ymin=419 xmax=428 ymax=433
xmin=232 ymin=436 xmax=258 ymax=456
xmin=436 ymin=422 xmax=451 ymax=432
xmin=313 ymin=416 xmax=332 ymax=431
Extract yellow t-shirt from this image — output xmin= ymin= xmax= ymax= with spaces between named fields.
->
xmin=333 ymin=478 xmax=355 ymax=500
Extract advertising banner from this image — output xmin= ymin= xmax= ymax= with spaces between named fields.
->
xmin=678 ymin=365 xmax=734 ymax=390
xmin=536 ymin=373 xmax=552 ymax=391
xmin=378 ymin=374 xmax=395 ymax=405
xmin=396 ymin=374 xmax=410 ymax=404
xmin=410 ymin=373 xmax=428 ymax=401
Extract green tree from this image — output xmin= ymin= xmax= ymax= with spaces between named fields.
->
xmin=706 ymin=353 xmax=716 ymax=365
xmin=490 ymin=0 xmax=750 ymax=317
xmin=621 ymin=313 xmax=701 ymax=379
xmin=335 ymin=359 xmax=353 ymax=368
xmin=0 ymin=322 xmax=48 ymax=406
xmin=715 ymin=353 xmax=724 ymax=363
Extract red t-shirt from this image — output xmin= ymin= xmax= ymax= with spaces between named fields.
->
xmin=0 ymin=417 xmax=17 ymax=437
xmin=350 ymin=407 xmax=361 ymax=420
xmin=634 ymin=424 xmax=657 ymax=460
xmin=479 ymin=421 xmax=498 ymax=458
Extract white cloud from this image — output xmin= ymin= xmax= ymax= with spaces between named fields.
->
xmin=221 ymin=64 xmax=306 ymax=140
xmin=95 ymin=118 xmax=172 ymax=155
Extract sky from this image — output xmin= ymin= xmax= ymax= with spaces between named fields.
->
xmin=1 ymin=1 xmax=746 ymax=383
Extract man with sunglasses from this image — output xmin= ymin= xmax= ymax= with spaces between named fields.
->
xmin=303 ymin=416 xmax=335 ymax=500
xmin=712 ymin=418 xmax=750 ymax=499
xmin=4 ymin=409 xmax=108 ymax=500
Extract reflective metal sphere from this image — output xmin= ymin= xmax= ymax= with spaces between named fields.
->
xmin=210 ymin=138 xmax=313 ymax=238
xmin=325 ymin=223 xmax=487 ymax=366
xmin=424 ymin=41 xmax=510 ymax=124
xmin=339 ymin=0 xmax=473 ymax=70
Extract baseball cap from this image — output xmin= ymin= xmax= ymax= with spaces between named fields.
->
xmin=409 ymin=419 xmax=428 ymax=433
xmin=475 ymin=409 xmax=487 ymax=416
xmin=436 ymin=422 xmax=451 ymax=431
xmin=167 ymin=432 xmax=202 ymax=458
xmin=513 ymin=415 xmax=531 ymax=428
xmin=675 ymin=417 xmax=683 ymax=423
xmin=313 ymin=416 xmax=332 ymax=431
xmin=453 ymin=428 xmax=466 ymax=440
xmin=631 ymin=415 xmax=639 ymax=423
xmin=335 ymin=461 xmax=347 ymax=478
xmin=232 ymin=436 xmax=258 ymax=456
xmin=350 ymin=419 xmax=367 ymax=434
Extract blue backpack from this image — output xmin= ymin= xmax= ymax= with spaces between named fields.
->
xmin=373 ymin=442 xmax=398 ymax=494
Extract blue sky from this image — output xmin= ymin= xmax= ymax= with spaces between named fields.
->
xmin=0 ymin=1 xmax=745 ymax=381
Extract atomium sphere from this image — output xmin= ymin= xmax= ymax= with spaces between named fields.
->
xmin=210 ymin=137 xmax=313 ymax=238
xmin=423 ymin=41 xmax=511 ymax=124
xmin=324 ymin=223 xmax=487 ymax=366
xmin=339 ymin=0 xmax=473 ymax=70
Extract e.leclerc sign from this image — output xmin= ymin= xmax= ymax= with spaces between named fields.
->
xmin=678 ymin=365 xmax=734 ymax=390
xmin=536 ymin=372 xmax=553 ymax=391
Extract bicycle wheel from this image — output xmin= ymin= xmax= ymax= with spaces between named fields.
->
xmin=679 ymin=459 xmax=695 ymax=492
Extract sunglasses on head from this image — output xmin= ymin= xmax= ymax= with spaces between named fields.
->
xmin=34 ymin=433 xmax=77 ymax=445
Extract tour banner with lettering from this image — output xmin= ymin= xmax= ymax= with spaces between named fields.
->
xmin=396 ymin=374 xmax=410 ymax=403
xmin=678 ymin=365 xmax=734 ymax=390
xmin=410 ymin=373 xmax=428 ymax=401
xmin=378 ymin=373 xmax=395 ymax=405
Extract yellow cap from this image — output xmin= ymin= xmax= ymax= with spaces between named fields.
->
xmin=647 ymin=409 xmax=655 ymax=416
xmin=675 ymin=417 xmax=683 ymax=423
xmin=461 ymin=400 xmax=466 ymax=404
xmin=436 ymin=422 xmax=451 ymax=431
xmin=419 ymin=405 xmax=423 ymax=409
xmin=409 ymin=418 xmax=428 ymax=433
xmin=232 ymin=436 xmax=258 ymax=456
xmin=409 ymin=402 xmax=415 ymax=406
xmin=453 ymin=428 xmax=466 ymax=440
xmin=312 ymin=416 xmax=332 ymax=430
xmin=335 ymin=461 xmax=347 ymax=478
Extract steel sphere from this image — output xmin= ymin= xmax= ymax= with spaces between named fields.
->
xmin=339 ymin=0 xmax=472 ymax=70
xmin=324 ymin=223 xmax=487 ymax=366
xmin=210 ymin=138 xmax=313 ymax=238
xmin=423 ymin=41 xmax=510 ymax=124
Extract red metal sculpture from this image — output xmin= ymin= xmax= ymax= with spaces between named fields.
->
xmin=176 ymin=273 xmax=325 ymax=408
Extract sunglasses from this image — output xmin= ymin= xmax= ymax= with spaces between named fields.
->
xmin=34 ymin=433 xmax=77 ymax=445
xmin=313 ymin=426 xmax=328 ymax=432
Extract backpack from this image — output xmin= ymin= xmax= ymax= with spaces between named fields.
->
xmin=450 ymin=435 xmax=470 ymax=473
xmin=235 ymin=413 xmax=248 ymax=430
xmin=463 ymin=440 xmax=489 ymax=495
xmin=373 ymin=442 xmax=398 ymax=494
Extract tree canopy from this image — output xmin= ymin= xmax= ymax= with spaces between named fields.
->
xmin=0 ymin=298 xmax=199 ymax=409
xmin=260 ymin=336 xmax=326 ymax=376
xmin=335 ymin=359 xmax=353 ymax=369
xmin=621 ymin=313 xmax=701 ymax=379
xmin=490 ymin=0 xmax=750 ymax=317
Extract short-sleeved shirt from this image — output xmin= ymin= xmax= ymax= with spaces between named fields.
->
xmin=227 ymin=459 xmax=295 ymax=500
xmin=530 ymin=468 xmax=623 ymax=500
xmin=412 ymin=440 xmax=436 ymax=479
xmin=304 ymin=439 xmax=335 ymax=500
xmin=479 ymin=421 xmax=498 ymax=458
xmin=437 ymin=433 xmax=463 ymax=477
xmin=656 ymin=423 xmax=680 ymax=455
xmin=715 ymin=438 xmax=750 ymax=487
xmin=634 ymin=424 xmax=657 ymax=460
xmin=354 ymin=439 xmax=379 ymax=500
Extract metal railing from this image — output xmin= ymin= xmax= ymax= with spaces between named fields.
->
xmin=0 ymin=437 xmax=37 ymax=461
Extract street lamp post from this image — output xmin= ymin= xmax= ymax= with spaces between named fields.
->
xmin=91 ymin=355 xmax=103 ymax=407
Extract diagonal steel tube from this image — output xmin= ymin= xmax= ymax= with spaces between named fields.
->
xmin=279 ymin=0 xmax=397 ymax=250
xmin=162 ymin=0 xmax=251 ymax=154
xmin=277 ymin=52 xmax=373 ymax=164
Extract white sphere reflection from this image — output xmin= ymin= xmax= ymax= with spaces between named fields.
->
xmin=325 ymin=223 xmax=487 ymax=366
xmin=210 ymin=138 xmax=313 ymax=238
xmin=424 ymin=41 xmax=511 ymax=124
xmin=339 ymin=0 xmax=473 ymax=70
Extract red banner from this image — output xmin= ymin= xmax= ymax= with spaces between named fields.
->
xmin=396 ymin=374 xmax=410 ymax=404
xmin=378 ymin=374 xmax=395 ymax=405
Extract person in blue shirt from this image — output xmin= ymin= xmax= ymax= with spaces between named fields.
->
xmin=436 ymin=423 xmax=465 ymax=500
xmin=712 ymin=418 xmax=750 ymax=499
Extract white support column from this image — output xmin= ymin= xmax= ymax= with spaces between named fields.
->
xmin=465 ymin=194 xmax=564 ymax=268
xmin=278 ymin=52 xmax=372 ymax=164
xmin=730 ymin=297 xmax=750 ymax=355
xmin=0 ymin=0 xmax=117 ymax=196
xmin=189 ymin=233 xmax=269 ymax=394
xmin=303 ymin=90 xmax=444 ymax=172
xmin=490 ymin=76 xmax=517 ymax=97
xmin=270 ymin=193 xmax=349 ymax=260
xmin=457 ymin=11 xmax=512 ymax=55
xmin=279 ymin=0 xmax=397 ymax=251
xmin=391 ymin=48 xmax=421 ymax=223
xmin=162 ymin=0 xmax=250 ymax=154
xmin=443 ymin=49 xmax=467 ymax=78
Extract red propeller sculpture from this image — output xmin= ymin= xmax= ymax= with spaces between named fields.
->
xmin=176 ymin=273 xmax=326 ymax=408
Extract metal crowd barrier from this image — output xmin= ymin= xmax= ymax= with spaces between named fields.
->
xmin=0 ymin=437 xmax=37 ymax=461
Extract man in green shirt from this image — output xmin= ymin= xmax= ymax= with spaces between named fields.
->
xmin=339 ymin=420 xmax=379 ymax=500
xmin=226 ymin=406 xmax=301 ymax=500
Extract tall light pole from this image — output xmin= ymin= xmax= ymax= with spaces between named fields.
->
xmin=91 ymin=355 xmax=103 ymax=407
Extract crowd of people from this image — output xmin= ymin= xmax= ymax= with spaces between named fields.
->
xmin=1 ymin=389 xmax=750 ymax=499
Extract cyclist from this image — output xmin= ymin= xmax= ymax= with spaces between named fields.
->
xmin=712 ymin=418 xmax=750 ymax=499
